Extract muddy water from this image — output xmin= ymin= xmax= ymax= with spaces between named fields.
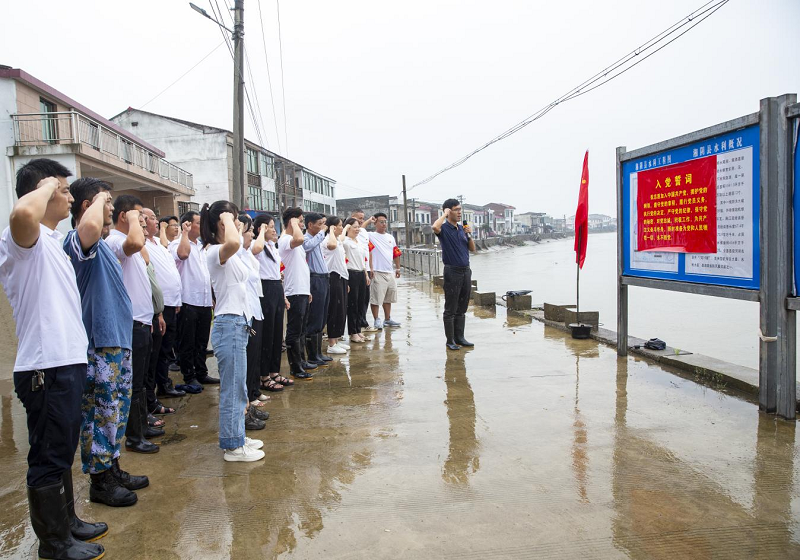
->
xmin=469 ymin=232 xmax=761 ymax=370
xmin=0 ymin=279 xmax=798 ymax=559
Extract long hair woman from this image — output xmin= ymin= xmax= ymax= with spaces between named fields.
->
xmin=237 ymin=213 xmax=269 ymax=430
xmin=251 ymin=214 xmax=293 ymax=391
xmin=200 ymin=201 xmax=264 ymax=462
xmin=343 ymin=217 xmax=372 ymax=343
xmin=322 ymin=216 xmax=349 ymax=354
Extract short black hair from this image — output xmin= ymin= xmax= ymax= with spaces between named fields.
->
xmin=15 ymin=158 xmax=72 ymax=199
xmin=304 ymin=212 xmax=325 ymax=226
xmin=180 ymin=211 xmax=199 ymax=227
xmin=253 ymin=213 xmax=274 ymax=233
xmin=373 ymin=212 xmax=388 ymax=220
xmin=443 ymin=198 xmax=460 ymax=210
xmin=159 ymin=215 xmax=178 ymax=226
xmin=112 ymin=194 xmax=144 ymax=224
xmin=325 ymin=215 xmax=341 ymax=228
xmin=282 ymin=206 xmax=303 ymax=227
xmin=238 ymin=212 xmax=253 ymax=233
xmin=69 ymin=177 xmax=112 ymax=225
xmin=350 ymin=208 xmax=364 ymax=215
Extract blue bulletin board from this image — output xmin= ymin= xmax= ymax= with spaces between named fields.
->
xmin=622 ymin=124 xmax=760 ymax=290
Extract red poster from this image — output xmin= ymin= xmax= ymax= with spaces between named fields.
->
xmin=637 ymin=156 xmax=717 ymax=253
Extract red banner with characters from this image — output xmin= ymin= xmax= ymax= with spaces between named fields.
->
xmin=637 ymin=156 xmax=717 ymax=253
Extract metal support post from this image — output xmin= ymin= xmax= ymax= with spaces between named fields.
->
xmin=616 ymin=146 xmax=628 ymax=356
xmin=232 ymin=0 xmax=245 ymax=209
xmin=402 ymin=175 xmax=410 ymax=248
xmin=758 ymin=94 xmax=797 ymax=418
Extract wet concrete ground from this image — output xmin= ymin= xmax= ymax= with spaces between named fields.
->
xmin=1 ymin=278 xmax=800 ymax=559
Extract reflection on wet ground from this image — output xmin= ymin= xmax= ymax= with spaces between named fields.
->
xmin=1 ymin=278 xmax=799 ymax=559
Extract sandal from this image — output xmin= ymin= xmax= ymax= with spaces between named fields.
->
xmin=151 ymin=400 xmax=175 ymax=415
xmin=271 ymin=374 xmax=293 ymax=386
xmin=147 ymin=414 xmax=165 ymax=428
xmin=260 ymin=377 xmax=284 ymax=392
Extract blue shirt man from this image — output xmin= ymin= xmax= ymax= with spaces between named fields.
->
xmin=437 ymin=221 xmax=471 ymax=268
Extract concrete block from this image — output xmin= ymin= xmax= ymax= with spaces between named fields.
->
xmin=433 ymin=275 xmax=444 ymax=287
xmin=543 ymin=303 xmax=576 ymax=323
xmin=473 ymin=291 xmax=496 ymax=306
xmin=563 ymin=309 xmax=599 ymax=330
xmin=507 ymin=294 xmax=532 ymax=311
xmin=471 ymin=279 xmax=478 ymax=288
xmin=469 ymin=287 xmax=478 ymax=300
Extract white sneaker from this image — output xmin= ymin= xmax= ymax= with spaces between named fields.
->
xmin=374 ymin=318 xmax=384 ymax=330
xmin=327 ymin=344 xmax=346 ymax=354
xmin=223 ymin=445 xmax=265 ymax=462
xmin=364 ymin=325 xmax=379 ymax=333
xmin=245 ymin=437 xmax=264 ymax=450
xmin=337 ymin=341 xmax=351 ymax=350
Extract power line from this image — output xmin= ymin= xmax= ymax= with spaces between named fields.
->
xmin=276 ymin=0 xmax=289 ymax=156
xmin=256 ymin=0 xmax=283 ymax=154
xmin=140 ymin=41 xmax=226 ymax=109
xmin=408 ymin=0 xmax=730 ymax=192
xmin=243 ymin=45 xmax=270 ymax=149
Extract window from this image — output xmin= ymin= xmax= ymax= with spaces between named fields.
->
xmin=246 ymin=148 xmax=258 ymax=174
xmin=260 ymin=154 xmax=274 ymax=178
xmin=248 ymin=186 xmax=265 ymax=210
xmin=40 ymin=98 xmax=57 ymax=144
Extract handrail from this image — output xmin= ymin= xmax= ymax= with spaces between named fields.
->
xmin=12 ymin=111 xmax=194 ymax=192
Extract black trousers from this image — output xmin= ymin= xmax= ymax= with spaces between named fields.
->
xmin=178 ymin=303 xmax=212 ymax=382
xmin=155 ymin=305 xmax=178 ymax=388
xmin=327 ymin=273 xmax=348 ymax=339
xmin=443 ymin=265 xmax=472 ymax=320
xmin=246 ymin=318 xmax=264 ymax=402
xmin=286 ymin=294 xmax=309 ymax=346
xmin=359 ymin=280 xmax=371 ymax=328
xmin=347 ymin=271 xmax=365 ymax=335
xmin=14 ymin=363 xmax=84 ymax=487
xmin=132 ymin=321 xmax=153 ymax=400
xmin=304 ymin=273 xmax=330 ymax=335
xmin=260 ymin=280 xmax=285 ymax=375
xmin=146 ymin=312 xmax=163 ymax=410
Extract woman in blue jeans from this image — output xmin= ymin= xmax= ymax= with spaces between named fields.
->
xmin=200 ymin=201 xmax=265 ymax=463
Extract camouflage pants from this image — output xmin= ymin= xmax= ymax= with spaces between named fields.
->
xmin=81 ymin=347 xmax=133 ymax=474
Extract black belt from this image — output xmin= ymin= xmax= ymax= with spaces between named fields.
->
xmin=444 ymin=264 xmax=470 ymax=270
xmin=310 ymin=272 xmax=329 ymax=277
xmin=133 ymin=320 xmax=149 ymax=327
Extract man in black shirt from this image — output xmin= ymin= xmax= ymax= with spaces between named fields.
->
xmin=432 ymin=199 xmax=476 ymax=350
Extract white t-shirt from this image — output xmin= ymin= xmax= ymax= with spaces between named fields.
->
xmin=343 ymin=237 xmax=364 ymax=271
xmin=146 ymin=237 xmax=182 ymax=308
xmin=278 ymin=233 xmax=310 ymax=296
xmin=107 ymin=229 xmax=153 ymax=325
xmin=0 ymin=225 xmax=88 ymax=372
xmin=169 ymin=237 xmax=212 ymax=307
xmin=357 ymin=228 xmax=370 ymax=268
xmin=322 ymin=241 xmax=349 ymax=279
xmin=239 ymin=245 xmax=264 ymax=321
xmin=369 ymin=232 xmax=397 ymax=273
xmin=255 ymin=241 xmax=281 ymax=281
xmin=206 ymin=245 xmax=250 ymax=317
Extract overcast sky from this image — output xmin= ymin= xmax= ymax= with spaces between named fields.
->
xmin=3 ymin=0 xmax=797 ymax=217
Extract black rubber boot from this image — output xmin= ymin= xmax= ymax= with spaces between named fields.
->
xmin=288 ymin=341 xmax=313 ymax=379
xmin=251 ymin=407 xmax=269 ymax=421
xmin=157 ymin=378 xmax=186 ymax=398
xmin=303 ymin=336 xmax=322 ymax=368
xmin=316 ymin=333 xmax=333 ymax=362
xmin=125 ymin=392 xmax=159 ymax=454
xmin=453 ymin=316 xmax=474 ymax=347
xmin=28 ymin=481 xmax=105 ymax=560
xmin=62 ymin=470 xmax=108 ymax=542
xmin=444 ymin=318 xmax=461 ymax=350
xmin=89 ymin=469 xmax=138 ymax=507
xmin=111 ymin=459 xmax=149 ymax=491
xmin=245 ymin=408 xmax=266 ymax=430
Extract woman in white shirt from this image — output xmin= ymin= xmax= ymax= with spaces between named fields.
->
xmin=237 ymin=213 xmax=270 ymax=430
xmin=200 ymin=201 xmax=264 ymax=463
xmin=343 ymin=217 xmax=372 ymax=343
xmin=321 ymin=216 xmax=349 ymax=354
xmin=252 ymin=214 xmax=293 ymax=390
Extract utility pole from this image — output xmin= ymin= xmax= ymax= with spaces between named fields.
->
xmin=402 ymin=175 xmax=410 ymax=248
xmin=232 ymin=0 xmax=245 ymax=209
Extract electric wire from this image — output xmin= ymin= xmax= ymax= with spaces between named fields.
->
xmin=256 ymin=0 xmax=283 ymax=154
xmin=276 ymin=0 xmax=289 ymax=156
xmin=407 ymin=0 xmax=730 ymax=192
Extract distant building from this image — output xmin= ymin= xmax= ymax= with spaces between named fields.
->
xmin=516 ymin=211 xmax=547 ymax=234
xmin=0 ymin=67 xmax=194 ymax=231
xmin=566 ymin=213 xmax=615 ymax=231
xmin=112 ymin=108 xmax=335 ymax=218
xmin=484 ymin=203 xmax=516 ymax=235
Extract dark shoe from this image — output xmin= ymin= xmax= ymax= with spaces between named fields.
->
xmin=292 ymin=370 xmax=313 ymax=379
xmin=197 ymin=374 xmax=220 ymax=385
xmin=28 ymin=481 xmax=105 ymax=560
xmin=111 ymin=458 xmax=149 ymax=490
xmin=62 ymin=470 xmax=108 ymax=542
xmin=90 ymin=469 xmax=138 ymax=507
xmin=147 ymin=413 xmax=164 ymax=428
xmin=453 ymin=316 xmax=474 ymax=347
xmin=157 ymin=380 xmax=185 ymax=398
xmin=150 ymin=400 xmax=175 ymax=415
xmin=168 ymin=362 xmax=181 ymax=372
xmin=125 ymin=439 xmax=160 ymax=454
xmin=145 ymin=426 xmax=165 ymax=438
xmin=251 ymin=407 xmax=269 ymax=421
xmin=316 ymin=333 xmax=333 ymax=362
xmin=444 ymin=318 xmax=461 ymax=350
xmin=286 ymin=343 xmax=308 ymax=377
xmin=446 ymin=342 xmax=461 ymax=350
xmin=176 ymin=379 xmax=203 ymax=394
xmin=245 ymin=409 xmax=266 ymax=430
xmin=304 ymin=336 xmax=326 ymax=367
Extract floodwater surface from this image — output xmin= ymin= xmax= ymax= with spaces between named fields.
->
xmin=0 ymin=278 xmax=797 ymax=559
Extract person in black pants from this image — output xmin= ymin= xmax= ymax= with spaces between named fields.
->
xmin=432 ymin=199 xmax=477 ymax=350
xmin=302 ymin=212 xmax=334 ymax=366
xmin=342 ymin=217 xmax=370 ymax=343
xmin=252 ymin=214 xmax=293 ymax=391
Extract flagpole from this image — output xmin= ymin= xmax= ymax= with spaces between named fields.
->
xmin=576 ymin=225 xmax=581 ymax=321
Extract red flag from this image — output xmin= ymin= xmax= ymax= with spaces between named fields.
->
xmin=574 ymin=151 xmax=589 ymax=269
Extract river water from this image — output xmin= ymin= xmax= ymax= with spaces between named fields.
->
xmin=469 ymin=232 xmax=762 ymax=370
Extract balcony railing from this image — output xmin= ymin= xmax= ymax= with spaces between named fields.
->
xmin=12 ymin=111 xmax=194 ymax=192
